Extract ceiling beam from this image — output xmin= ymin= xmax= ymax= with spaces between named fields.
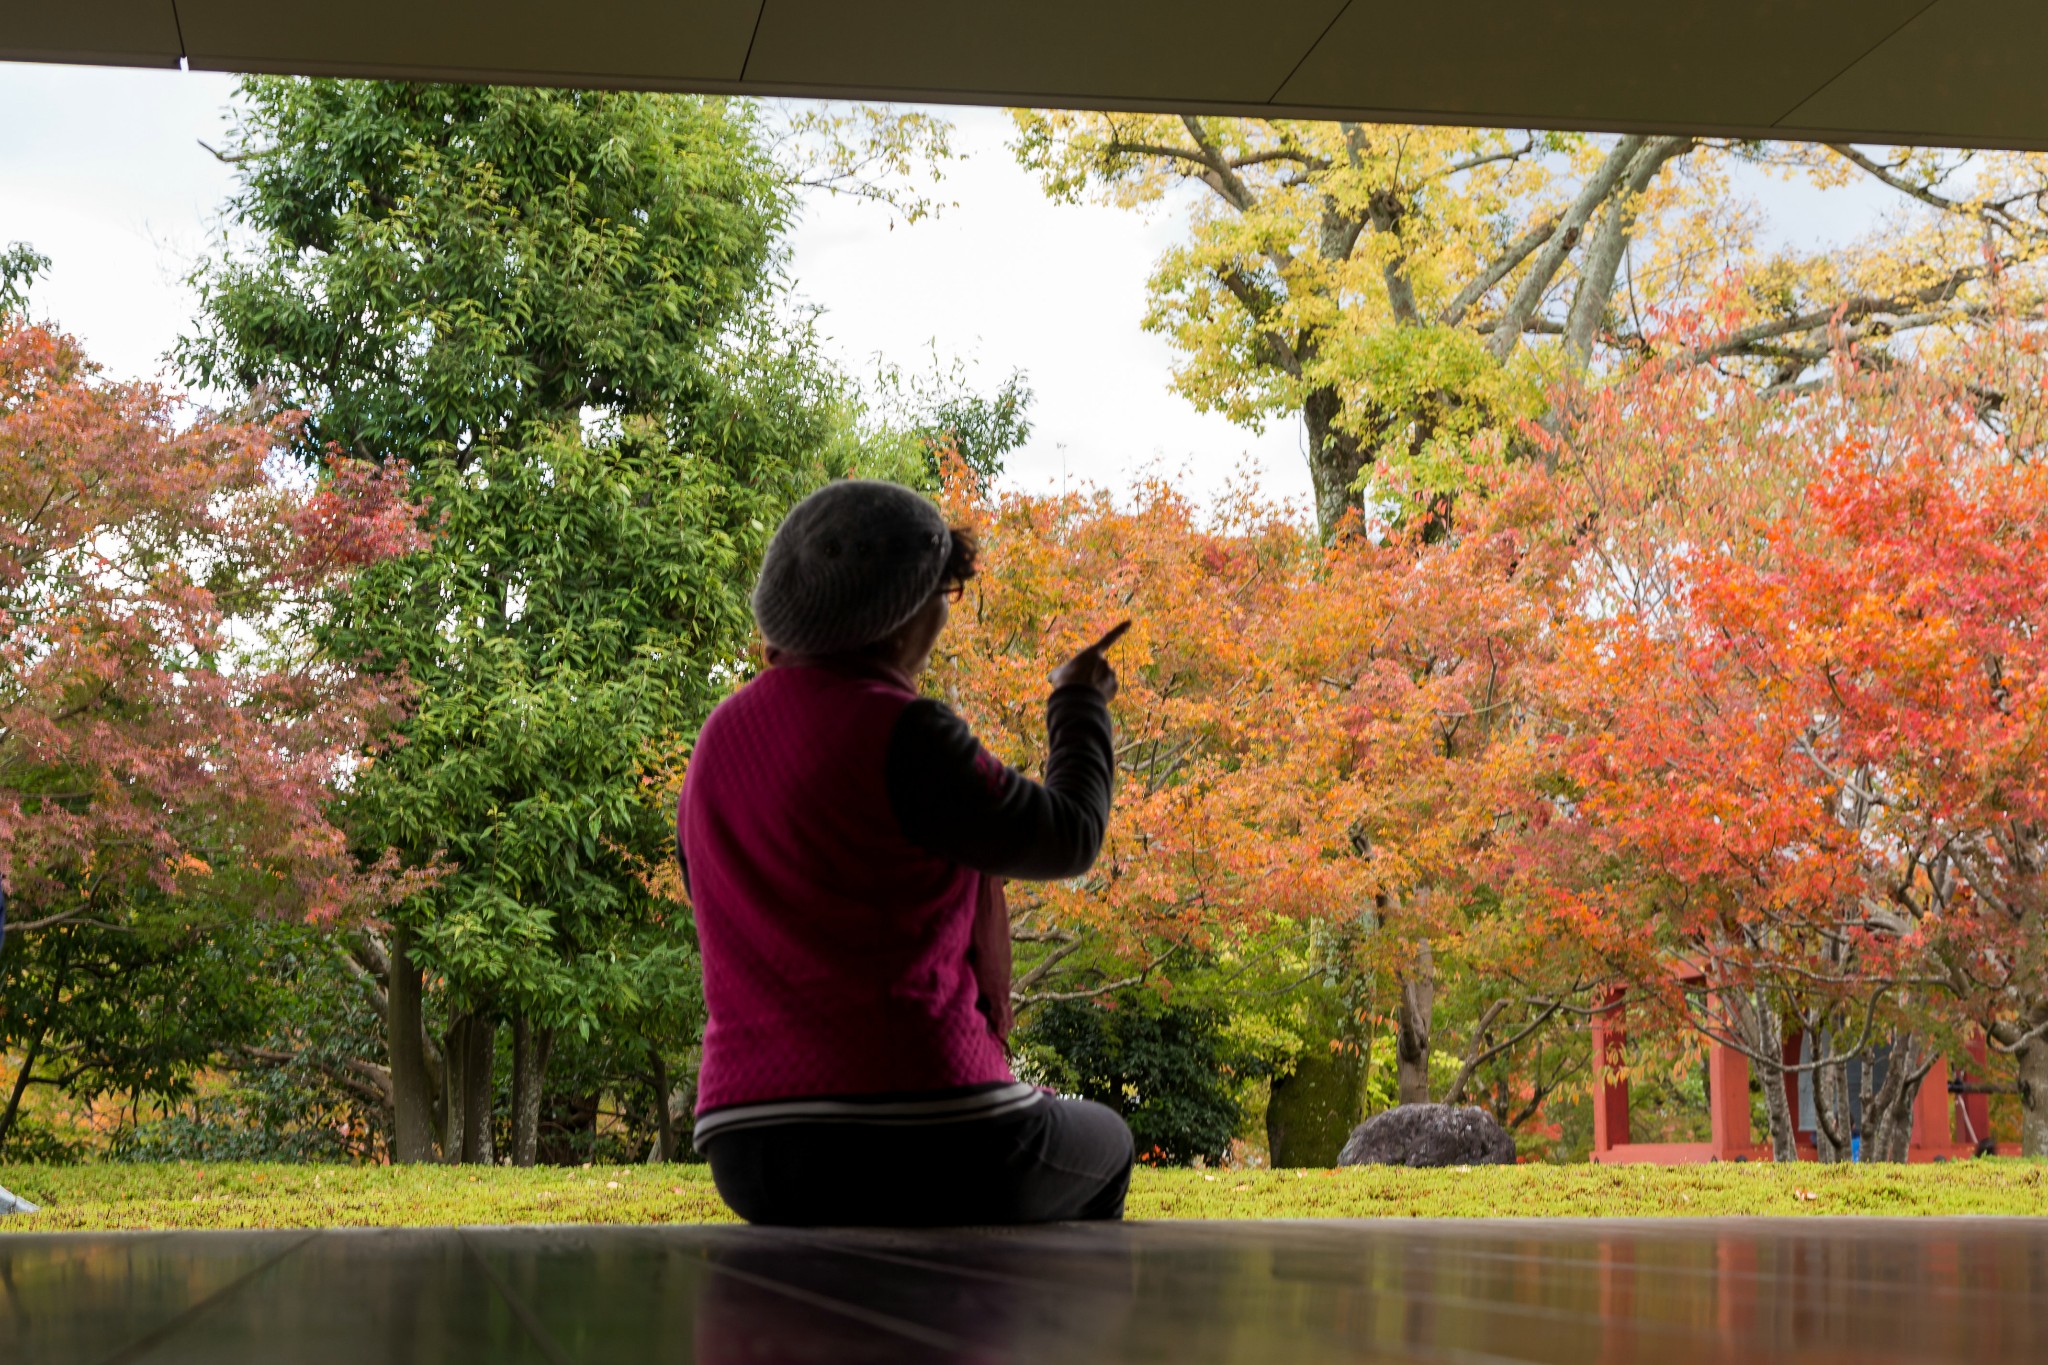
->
xmin=4 ymin=2 xmax=2044 ymax=150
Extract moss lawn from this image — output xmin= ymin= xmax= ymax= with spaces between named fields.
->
xmin=3 ymin=1159 xmax=2046 ymax=1232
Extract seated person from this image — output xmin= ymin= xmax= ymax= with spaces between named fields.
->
xmin=679 ymin=479 xmax=1132 ymax=1226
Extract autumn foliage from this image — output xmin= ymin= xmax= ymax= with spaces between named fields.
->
xmin=0 ymin=321 xmax=417 ymax=932
xmin=1545 ymin=325 xmax=2048 ymax=1156
xmin=919 ymin=302 xmax=2048 ymax=1159
xmin=929 ymin=458 xmax=1601 ymax=1143
xmin=16 ymin=265 xmax=2048 ymax=1162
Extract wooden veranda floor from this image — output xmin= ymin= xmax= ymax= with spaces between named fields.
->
xmin=4 ymin=1217 xmax=2043 ymax=1362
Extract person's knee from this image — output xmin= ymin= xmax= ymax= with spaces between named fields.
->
xmin=1099 ymin=1105 xmax=1137 ymax=1167
xmin=1053 ymin=1098 xmax=1136 ymax=1174
xmin=1068 ymin=1102 xmax=1134 ymax=1220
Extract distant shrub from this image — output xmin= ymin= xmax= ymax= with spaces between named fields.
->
xmin=107 ymin=1097 xmax=359 ymax=1164
xmin=0 ymin=1114 xmax=84 ymax=1165
xmin=1021 ymin=992 xmax=1250 ymax=1166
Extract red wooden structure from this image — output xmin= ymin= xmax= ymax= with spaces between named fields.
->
xmin=1589 ymin=974 xmax=2009 ymax=1164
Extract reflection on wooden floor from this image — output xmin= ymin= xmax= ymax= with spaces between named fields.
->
xmin=3 ymin=1218 xmax=2044 ymax=1362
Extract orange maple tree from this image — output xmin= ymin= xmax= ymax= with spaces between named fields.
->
xmin=930 ymin=463 xmax=1603 ymax=1144
xmin=930 ymin=297 xmax=2048 ymax=1162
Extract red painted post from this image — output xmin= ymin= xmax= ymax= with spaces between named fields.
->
xmin=1911 ymin=1056 xmax=1955 ymax=1159
xmin=1591 ymin=991 xmax=1631 ymax=1156
xmin=1707 ymin=1032 xmax=1752 ymax=1160
xmin=1957 ymin=1036 xmax=1991 ymax=1148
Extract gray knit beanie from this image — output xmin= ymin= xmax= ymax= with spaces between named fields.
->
xmin=752 ymin=480 xmax=952 ymax=656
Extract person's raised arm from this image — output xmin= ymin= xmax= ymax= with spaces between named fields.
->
xmin=886 ymin=623 xmax=1125 ymax=880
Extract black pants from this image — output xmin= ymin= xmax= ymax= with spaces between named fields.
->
xmin=704 ymin=1096 xmax=1134 ymax=1226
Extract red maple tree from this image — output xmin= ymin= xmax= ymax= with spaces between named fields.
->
xmin=1553 ymin=320 xmax=2048 ymax=1158
xmin=0 ymin=320 xmax=418 ymax=935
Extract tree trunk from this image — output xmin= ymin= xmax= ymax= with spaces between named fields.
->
xmin=651 ymin=1054 xmax=678 ymax=1164
xmin=1395 ymin=944 xmax=1435 ymax=1106
xmin=2005 ymin=997 xmax=2048 ymax=1159
xmin=1266 ymin=1045 xmax=1367 ymax=1167
xmin=449 ymin=1012 xmax=496 ymax=1165
xmin=1884 ymin=1060 xmax=1930 ymax=1164
xmin=0 ymin=1016 xmax=48 ymax=1155
xmin=1865 ymin=1034 xmax=1919 ymax=1164
xmin=440 ymin=1020 xmax=464 ymax=1164
xmin=1489 ymin=135 xmax=1646 ymax=365
xmin=1832 ymin=1047 xmax=1855 ymax=1160
xmin=509 ymin=1017 xmax=552 ymax=1168
xmin=1759 ymin=1058 xmax=1799 ymax=1162
xmin=441 ymin=1012 xmax=496 ymax=1164
xmin=2019 ymin=1038 xmax=2048 ymax=1159
xmin=1742 ymin=993 xmax=1801 ymax=1162
xmin=1809 ymin=1028 xmax=1851 ymax=1164
xmin=1858 ymin=1045 xmax=1875 ymax=1156
xmin=1560 ymin=137 xmax=1693 ymax=368
xmin=386 ymin=929 xmax=439 ymax=1164
xmin=1304 ymin=384 xmax=1368 ymax=541
xmin=0 ymin=938 xmax=70 ymax=1157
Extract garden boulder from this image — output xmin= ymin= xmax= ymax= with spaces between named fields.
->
xmin=1337 ymin=1104 xmax=1515 ymax=1168
xmin=0 ymin=1184 xmax=37 ymax=1216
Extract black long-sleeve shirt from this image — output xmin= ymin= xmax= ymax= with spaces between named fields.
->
xmin=885 ymin=684 xmax=1114 ymax=879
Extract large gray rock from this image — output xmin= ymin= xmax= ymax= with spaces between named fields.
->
xmin=0 ymin=1184 xmax=38 ymax=1215
xmin=1337 ymin=1104 xmax=1516 ymax=1168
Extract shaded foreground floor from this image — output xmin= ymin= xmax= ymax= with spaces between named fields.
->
xmin=4 ymin=1218 xmax=2044 ymax=1363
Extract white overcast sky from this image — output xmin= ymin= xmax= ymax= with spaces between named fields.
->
xmin=0 ymin=61 xmax=1895 ymax=517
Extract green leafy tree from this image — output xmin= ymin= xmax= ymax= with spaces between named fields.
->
xmin=324 ymin=427 xmax=744 ymax=1165
xmin=0 ymin=907 xmax=280 ymax=1155
xmin=0 ymin=243 xmax=48 ymax=318
xmin=886 ymin=361 xmax=1033 ymax=488
xmin=184 ymin=78 xmax=865 ymax=1164
xmin=184 ymin=80 xmax=789 ymax=462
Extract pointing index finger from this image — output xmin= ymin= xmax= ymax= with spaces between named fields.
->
xmin=1088 ymin=620 xmax=1132 ymax=655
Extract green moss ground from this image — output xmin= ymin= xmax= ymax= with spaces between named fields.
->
xmin=3 ymin=1160 xmax=2045 ymax=1231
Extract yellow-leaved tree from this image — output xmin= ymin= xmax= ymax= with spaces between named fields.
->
xmin=1010 ymin=116 xmax=2048 ymax=537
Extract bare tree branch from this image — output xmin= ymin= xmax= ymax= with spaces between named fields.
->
xmin=1441 ymin=215 xmax=1560 ymax=327
xmin=1564 ymin=137 xmax=1694 ymax=367
xmin=1011 ymin=937 xmax=1090 ymax=996
xmin=1217 ymin=266 xmax=1305 ymax=377
xmin=1012 ymin=975 xmax=1147 ymax=1010
xmin=337 ymin=939 xmax=391 ymax=1026
xmin=1434 ymin=136 xmax=1539 ymax=181
xmin=1177 ymin=116 xmax=1260 ymax=215
xmin=1824 ymin=144 xmax=2026 ymax=237
xmin=1490 ymin=135 xmax=1649 ymax=363
xmin=1445 ymin=997 xmax=1570 ymax=1105
xmin=198 ymin=139 xmax=273 ymax=165
xmin=1682 ymin=270 xmax=1986 ymax=366
xmin=237 ymin=1044 xmax=393 ymax=1111
xmin=1229 ymin=147 xmax=1332 ymax=173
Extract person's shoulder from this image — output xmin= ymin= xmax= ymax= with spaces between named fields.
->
xmin=703 ymin=664 xmax=916 ymax=748
xmin=895 ymin=694 xmax=964 ymax=731
xmin=693 ymin=668 xmax=786 ymax=748
xmin=892 ymin=697 xmax=1006 ymax=781
xmin=783 ymin=661 xmax=919 ymax=717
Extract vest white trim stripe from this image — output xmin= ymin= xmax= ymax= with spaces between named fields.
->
xmin=693 ymin=1081 xmax=1043 ymax=1146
